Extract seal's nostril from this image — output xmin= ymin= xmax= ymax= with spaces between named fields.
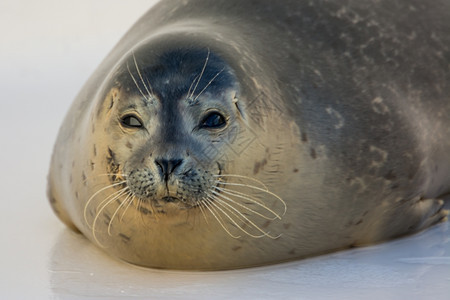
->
xmin=155 ymin=158 xmax=184 ymax=181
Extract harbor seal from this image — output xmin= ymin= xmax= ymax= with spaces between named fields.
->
xmin=48 ymin=0 xmax=450 ymax=270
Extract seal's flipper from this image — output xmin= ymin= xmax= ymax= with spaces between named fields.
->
xmin=388 ymin=197 xmax=448 ymax=239
xmin=409 ymin=198 xmax=448 ymax=232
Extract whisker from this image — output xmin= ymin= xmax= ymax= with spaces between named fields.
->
xmin=186 ymin=74 xmax=200 ymax=101
xmin=132 ymin=51 xmax=154 ymax=99
xmin=213 ymin=181 xmax=287 ymax=216
xmin=190 ymin=48 xmax=210 ymax=99
xmin=203 ymin=197 xmax=241 ymax=239
xmin=209 ymin=195 xmax=277 ymax=239
xmin=81 ymin=173 xmax=127 ymax=186
xmin=83 ymin=180 xmax=127 ymax=228
xmin=211 ymin=189 xmax=280 ymax=220
xmin=214 ymin=185 xmax=265 ymax=206
xmin=193 ymin=67 xmax=225 ymax=102
xmin=213 ymin=174 xmax=268 ymax=190
xmin=197 ymin=199 xmax=210 ymax=225
xmin=120 ymin=194 xmax=137 ymax=222
xmin=209 ymin=196 xmax=264 ymax=238
xmin=214 ymin=186 xmax=282 ymax=219
xmin=127 ymin=59 xmax=151 ymax=102
xmin=91 ymin=187 xmax=129 ymax=247
xmin=108 ymin=190 xmax=133 ymax=236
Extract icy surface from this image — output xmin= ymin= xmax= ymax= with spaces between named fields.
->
xmin=0 ymin=0 xmax=449 ymax=299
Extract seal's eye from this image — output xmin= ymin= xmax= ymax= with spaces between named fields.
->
xmin=201 ymin=112 xmax=226 ymax=129
xmin=121 ymin=115 xmax=143 ymax=128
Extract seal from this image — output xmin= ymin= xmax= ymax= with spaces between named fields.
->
xmin=48 ymin=0 xmax=450 ymax=270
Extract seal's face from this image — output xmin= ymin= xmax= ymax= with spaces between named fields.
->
xmin=104 ymin=48 xmax=241 ymax=212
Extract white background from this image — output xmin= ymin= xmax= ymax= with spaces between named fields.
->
xmin=0 ymin=0 xmax=449 ymax=299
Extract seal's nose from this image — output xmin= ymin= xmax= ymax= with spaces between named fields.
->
xmin=155 ymin=158 xmax=183 ymax=181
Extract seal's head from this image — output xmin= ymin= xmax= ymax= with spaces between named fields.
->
xmin=79 ymin=40 xmax=287 ymax=268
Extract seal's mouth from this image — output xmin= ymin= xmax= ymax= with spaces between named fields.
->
xmin=152 ymin=195 xmax=196 ymax=210
xmin=161 ymin=196 xmax=178 ymax=203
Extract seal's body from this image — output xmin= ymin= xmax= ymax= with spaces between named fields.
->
xmin=48 ymin=0 xmax=450 ymax=270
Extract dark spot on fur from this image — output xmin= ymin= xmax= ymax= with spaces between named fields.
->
xmin=106 ymin=147 xmax=120 ymax=183
xmin=262 ymin=220 xmax=271 ymax=228
xmin=103 ymin=213 xmax=111 ymax=225
xmin=390 ymin=183 xmax=399 ymax=189
xmin=139 ymin=206 xmax=151 ymax=215
xmin=107 ymin=147 xmax=116 ymax=162
xmin=82 ymin=171 xmax=86 ymax=182
xmin=253 ymin=158 xmax=268 ymax=175
xmin=232 ymin=246 xmax=242 ymax=251
xmin=355 ymin=219 xmax=363 ymax=225
xmin=91 ymin=123 xmax=96 ymax=133
xmin=93 ymin=144 xmax=97 ymax=156
xmin=69 ymin=175 xmax=72 ymax=183
xmin=301 ymin=132 xmax=308 ymax=142
xmin=90 ymin=160 xmax=95 ymax=170
xmin=283 ymin=223 xmax=291 ymax=229
xmin=49 ymin=197 xmax=57 ymax=204
xmin=363 ymin=210 xmax=369 ymax=216
xmin=126 ymin=141 xmax=133 ymax=149
xmin=293 ymin=168 xmax=299 ymax=173
xmin=384 ymin=170 xmax=397 ymax=180
xmin=109 ymin=95 xmax=114 ymax=110
xmin=310 ymin=148 xmax=316 ymax=159
xmin=75 ymin=191 xmax=79 ymax=199
xmin=399 ymin=198 xmax=409 ymax=204
xmin=119 ymin=233 xmax=131 ymax=243
xmin=288 ymin=249 xmax=296 ymax=255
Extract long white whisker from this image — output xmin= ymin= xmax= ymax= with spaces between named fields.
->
xmin=203 ymin=197 xmax=241 ymax=239
xmin=215 ymin=185 xmax=265 ymax=206
xmin=132 ymin=51 xmax=154 ymax=98
xmin=193 ymin=67 xmax=225 ymax=102
xmin=186 ymin=74 xmax=200 ymax=101
xmin=214 ymin=181 xmax=287 ymax=215
xmin=211 ymin=189 xmax=280 ymax=220
xmin=92 ymin=187 xmax=129 ymax=247
xmin=120 ymin=194 xmax=136 ymax=222
xmin=206 ymin=194 xmax=269 ymax=239
xmin=127 ymin=60 xmax=150 ymax=102
xmin=214 ymin=174 xmax=268 ymax=190
xmin=214 ymin=186 xmax=282 ymax=219
xmin=190 ymin=48 xmax=210 ymax=99
xmin=82 ymin=173 xmax=127 ymax=187
xmin=83 ymin=180 xmax=127 ymax=228
xmin=209 ymin=195 xmax=277 ymax=239
xmin=197 ymin=200 xmax=210 ymax=225
xmin=108 ymin=190 xmax=132 ymax=236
